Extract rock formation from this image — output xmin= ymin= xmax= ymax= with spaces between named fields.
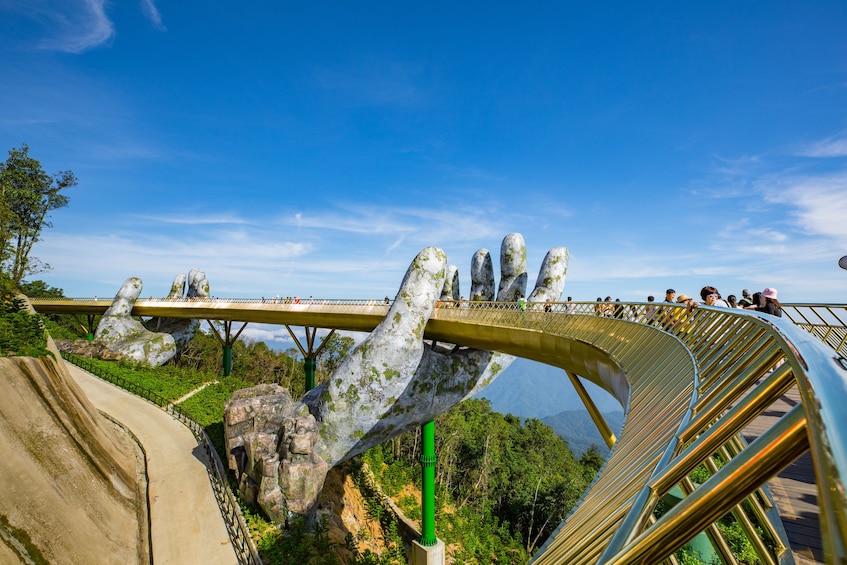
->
xmin=224 ymin=385 xmax=328 ymax=523
xmin=224 ymin=234 xmax=569 ymax=524
xmin=54 ymin=338 xmax=126 ymax=360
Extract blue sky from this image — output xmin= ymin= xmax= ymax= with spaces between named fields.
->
xmin=3 ymin=1 xmax=847 ymax=320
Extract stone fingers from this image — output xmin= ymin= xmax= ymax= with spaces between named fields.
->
xmin=95 ymin=277 xmax=177 ymax=365
xmin=470 ymin=249 xmax=494 ymax=302
xmin=165 ymin=274 xmax=186 ymax=300
xmin=187 ymin=268 xmax=209 ymax=298
xmin=440 ymin=265 xmax=460 ymax=302
xmin=527 ymin=247 xmax=569 ymax=303
xmin=496 ymin=232 xmax=528 ymax=302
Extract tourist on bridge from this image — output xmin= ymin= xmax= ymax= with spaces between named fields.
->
xmin=700 ymin=286 xmax=729 ymax=307
xmin=660 ymin=289 xmax=677 ymax=330
xmin=645 ymin=295 xmax=658 ymax=325
xmin=756 ymin=287 xmax=783 ymax=317
xmin=670 ymin=293 xmax=698 ymax=335
xmin=738 ymin=289 xmax=754 ymax=308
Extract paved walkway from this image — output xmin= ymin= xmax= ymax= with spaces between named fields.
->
xmin=66 ymin=363 xmax=239 ymax=565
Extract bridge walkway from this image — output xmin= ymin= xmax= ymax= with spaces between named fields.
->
xmin=65 ymin=362 xmax=239 ymax=565
xmin=745 ymin=384 xmax=822 ymax=564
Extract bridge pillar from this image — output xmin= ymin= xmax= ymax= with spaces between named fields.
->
xmin=411 ymin=539 xmax=444 ymax=565
xmin=207 ymin=320 xmax=249 ymax=377
xmin=222 ymin=345 xmax=233 ymax=376
xmin=304 ymin=357 xmax=316 ymax=391
xmin=420 ymin=419 xmax=439 ymax=542
xmin=286 ymin=326 xmax=335 ymax=392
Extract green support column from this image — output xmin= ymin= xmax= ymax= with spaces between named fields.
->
xmin=223 ymin=345 xmax=233 ymax=376
xmin=286 ymin=326 xmax=335 ymax=393
xmin=304 ymin=357 xmax=316 ymax=391
xmin=420 ymin=419 xmax=437 ymax=546
xmin=207 ymin=320 xmax=248 ymax=379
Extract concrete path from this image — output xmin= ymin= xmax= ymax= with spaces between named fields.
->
xmin=66 ymin=363 xmax=239 ymax=565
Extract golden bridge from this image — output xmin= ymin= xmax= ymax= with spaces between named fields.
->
xmin=30 ymin=297 xmax=847 ymax=564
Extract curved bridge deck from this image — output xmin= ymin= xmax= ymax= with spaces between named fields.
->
xmin=31 ymin=297 xmax=847 ymax=564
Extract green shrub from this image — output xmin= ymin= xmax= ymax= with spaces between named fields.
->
xmin=0 ymin=290 xmax=51 ymax=358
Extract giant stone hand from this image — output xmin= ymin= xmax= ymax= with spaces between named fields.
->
xmin=224 ymin=234 xmax=568 ymax=524
xmin=94 ymin=269 xmax=209 ymax=366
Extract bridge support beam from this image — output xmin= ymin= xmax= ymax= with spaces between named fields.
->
xmin=566 ymin=370 xmax=617 ymax=449
xmin=286 ymin=326 xmax=335 ymax=392
xmin=207 ymin=320 xmax=249 ymax=376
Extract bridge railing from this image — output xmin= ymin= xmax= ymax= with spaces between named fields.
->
xmin=781 ymin=303 xmax=847 ymax=357
xmin=433 ymin=301 xmax=846 ymax=564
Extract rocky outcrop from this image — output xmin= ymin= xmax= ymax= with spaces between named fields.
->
xmin=224 ymin=385 xmax=328 ymax=523
xmin=54 ymin=338 xmax=126 ymax=361
xmin=0 ymin=338 xmax=145 ymax=563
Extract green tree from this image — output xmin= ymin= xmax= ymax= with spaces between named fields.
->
xmin=317 ymin=333 xmax=355 ymax=376
xmin=0 ymin=144 xmax=76 ymax=286
xmin=579 ymin=445 xmax=606 ymax=481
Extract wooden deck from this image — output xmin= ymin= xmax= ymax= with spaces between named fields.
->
xmin=744 ymin=384 xmax=823 ymax=564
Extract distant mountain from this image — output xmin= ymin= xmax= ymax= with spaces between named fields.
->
xmin=474 ymin=357 xmax=624 ymax=420
xmin=542 ymin=410 xmax=626 ymax=457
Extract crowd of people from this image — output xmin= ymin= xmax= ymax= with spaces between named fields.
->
xmin=657 ymin=286 xmax=782 ymax=317
xmin=431 ymin=285 xmax=784 ymax=320
xmin=589 ymin=285 xmax=783 ymax=324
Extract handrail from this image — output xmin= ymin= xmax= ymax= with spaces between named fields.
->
xmin=62 ymin=354 xmax=262 ymax=565
xmin=781 ymin=303 xmax=847 ymax=357
xmin=32 ymin=298 xmax=847 ymax=563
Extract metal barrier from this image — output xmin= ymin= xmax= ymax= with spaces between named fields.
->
xmin=63 ymin=355 xmax=262 ymax=565
xmin=33 ymin=298 xmax=847 ymax=563
xmin=781 ymin=303 xmax=847 ymax=357
xmin=432 ymin=301 xmax=845 ymax=564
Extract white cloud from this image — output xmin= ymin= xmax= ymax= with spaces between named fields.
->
xmin=36 ymin=0 xmax=115 ymax=53
xmin=238 ymin=325 xmax=295 ymax=346
xmin=761 ymin=173 xmax=847 ymax=244
xmin=1 ymin=0 xmax=165 ymax=53
xmin=136 ymin=213 xmax=251 ymax=226
xmin=140 ymin=0 xmax=166 ymax=31
xmin=796 ymin=135 xmax=847 ymax=158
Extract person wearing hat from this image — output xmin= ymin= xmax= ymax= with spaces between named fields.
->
xmin=670 ymin=293 xmax=698 ymax=334
xmin=757 ymin=287 xmax=782 ymax=317
xmin=738 ymin=289 xmax=753 ymax=308
xmin=676 ymin=293 xmax=697 ymax=310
